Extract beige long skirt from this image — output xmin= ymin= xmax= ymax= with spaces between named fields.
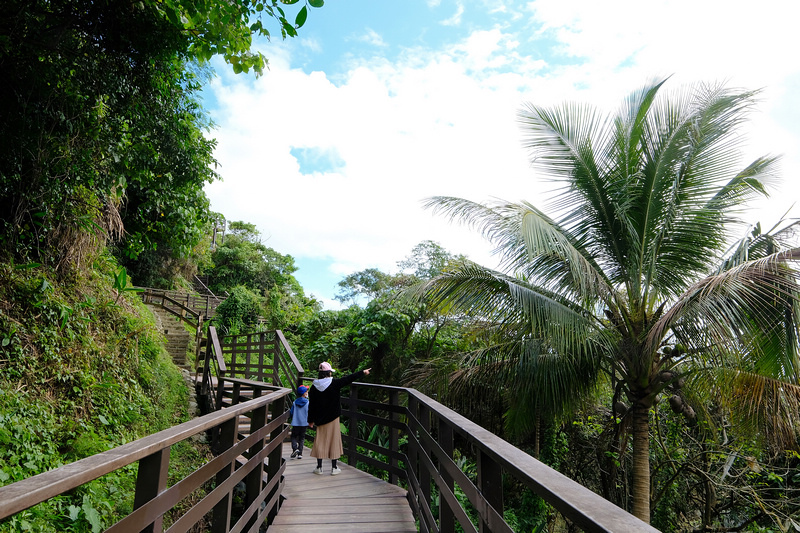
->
xmin=310 ymin=417 xmax=343 ymax=460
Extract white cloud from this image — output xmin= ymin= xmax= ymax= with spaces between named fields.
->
xmin=519 ymin=0 xmax=800 ymax=228
xmin=206 ymin=39 xmax=535 ymax=280
xmin=355 ymin=28 xmax=387 ymax=48
xmin=299 ymin=37 xmax=322 ymax=54
xmin=206 ymin=0 xmax=800 ymax=306
xmin=441 ymin=2 xmax=465 ymax=26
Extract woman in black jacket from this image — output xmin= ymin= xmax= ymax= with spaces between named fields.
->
xmin=308 ymin=361 xmax=370 ymax=475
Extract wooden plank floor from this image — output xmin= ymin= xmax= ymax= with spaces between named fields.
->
xmin=269 ymin=443 xmax=416 ymax=532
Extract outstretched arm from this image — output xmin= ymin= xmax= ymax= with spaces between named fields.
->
xmin=333 ymin=368 xmax=371 ymax=389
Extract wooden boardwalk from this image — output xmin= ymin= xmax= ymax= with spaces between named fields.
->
xmin=270 ymin=443 xmax=416 ymax=532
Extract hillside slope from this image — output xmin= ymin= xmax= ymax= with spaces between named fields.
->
xmin=0 ymin=256 xmax=194 ymax=532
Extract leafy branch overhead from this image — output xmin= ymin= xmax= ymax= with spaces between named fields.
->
xmin=159 ymin=0 xmax=326 ymax=74
xmin=0 ymin=0 xmax=326 ymax=278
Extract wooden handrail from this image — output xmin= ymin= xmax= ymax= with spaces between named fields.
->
xmin=275 ymin=330 xmax=304 ymax=387
xmin=275 ymin=330 xmax=301 ymax=373
xmin=209 ymin=325 xmax=226 ymax=374
xmin=137 ymin=287 xmax=224 ymax=319
xmin=0 ymin=388 xmax=291 ymax=532
xmin=196 ymin=325 xmax=227 ymax=412
xmin=341 ymin=383 xmax=661 ymax=533
xmin=217 ymin=330 xmax=303 ymax=391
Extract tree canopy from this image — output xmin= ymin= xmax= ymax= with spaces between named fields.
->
xmin=0 ymin=0 xmax=322 ymax=280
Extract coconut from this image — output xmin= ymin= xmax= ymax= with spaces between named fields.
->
xmin=668 ymin=395 xmax=684 ymax=413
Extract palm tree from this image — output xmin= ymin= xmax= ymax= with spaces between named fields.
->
xmin=416 ymin=79 xmax=800 ymax=523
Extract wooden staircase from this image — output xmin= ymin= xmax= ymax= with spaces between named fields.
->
xmin=146 ymin=302 xmax=193 ymax=369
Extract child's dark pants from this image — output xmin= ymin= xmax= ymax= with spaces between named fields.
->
xmin=291 ymin=425 xmax=307 ymax=453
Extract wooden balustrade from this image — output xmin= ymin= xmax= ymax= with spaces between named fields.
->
xmin=196 ymin=325 xmax=227 ymax=412
xmin=194 ymin=327 xmax=304 ymax=415
xmin=137 ymin=287 xmax=224 ymax=319
xmin=0 ymin=387 xmax=290 ymax=533
xmin=217 ymin=330 xmax=304 ymax=392
xmin=340 ymin=383 xmax=661 ymax=533
xmin=1 ymin=315 xmax=665 ymax=533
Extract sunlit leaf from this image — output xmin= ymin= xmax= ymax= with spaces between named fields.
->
xmin=295 ymin=5 xmax=308 ymax=28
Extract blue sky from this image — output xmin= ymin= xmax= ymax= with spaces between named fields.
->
xmin=203 ymin=0 xmax=800 ymax=308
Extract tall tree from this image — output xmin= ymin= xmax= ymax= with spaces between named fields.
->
xmin=205 ymin=221 xmax=319 ymax=330
xmin=0 ymin=0 xmax=323 ymax=274
xmin=417 ymin=79 xmax=800 ymax=522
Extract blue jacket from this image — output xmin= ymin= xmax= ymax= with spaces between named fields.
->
xmin=289 ymin=396 xmax=309 ymax=427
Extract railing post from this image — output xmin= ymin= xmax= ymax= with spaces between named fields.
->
xmin=194 ymin=315 xmax=204 ymax=375
xmin=244 ymin=390 xmax=266 ymax=532
xmin=201 ymin=335 xmax=212 ymax=396
xmin=271 ymin=332 xmax=278 ymax=385
xmin=231 ymin=381 xmax=242 ymax=406
xmin=211 ymin=417 xmax=238 ymax=533
xmin=477 ymin=449 xmax=503 ymax=533
xmin=266 ymin=396 xmax=285 ymax=522
xmin=419 ymin=403 xmax=432 ymax=519
xmin=347 ymin=385 xmax=359 ymax=465
xmin=133 ymin=448 xmax=170 ymax=533
xmin=389 ymin=389 xmax=400 ymax=486
xmin=407 ymin=395 xmax=420 ymax=504
xmin=439 ymin=418 xmax=455 ymax=533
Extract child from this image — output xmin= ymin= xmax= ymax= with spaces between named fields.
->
xmin=289 ymin=385 xmax=310 ymax=459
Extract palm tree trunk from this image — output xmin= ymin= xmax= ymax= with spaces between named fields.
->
xmin=631 ymin=401 xmax=651 ymax=523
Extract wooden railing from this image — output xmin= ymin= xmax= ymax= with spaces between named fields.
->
xmin=218 ymin=330 xmax=304 ymax=392
xmin=196 ymin=325 xmax=227 ymax=413
xmin=0 ymin=386 xmax=290 ymax=533
xmin=195 ymin=327 xmax=304 ymax=414
xmin=138 ymin=287 xmax=224 ymax=319
xmin=340 ymin=383 xmax=660 ymax=533
xmin=192 ymin=275 xmax=225 ymax=301
xmin=139 ymin=288 xmax=211 ymax=378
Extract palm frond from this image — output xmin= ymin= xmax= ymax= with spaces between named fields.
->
xmin=689 ymin=367 xmax=800 ymax=450
xmin=424 ymin=196 xmax=613 ymax=306
xmin=410 ymin=262 xmax=609 ymax=360
xmin=719 ymin=219 xmax=800 ymax=271
xmin=647 ymin=248 xmax=800 ymax=372
xmin=631 ymin=84 xmax=771 ymax=302
xmin=412 ymin=337 xmax=602 ymax=439
xmin=519 ymin=97 xmax=633 ymax=286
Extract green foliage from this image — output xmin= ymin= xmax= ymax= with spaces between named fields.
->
xmin=207 ymin=222 xmax=299 ymax=293
xmin=336 ymin=240 xmax=465 ymax=305
xmin=417 ymin=79 xmax=800 ymax=522
xmin=159 ymin=0 xmax=325 ymax=74
xmin=336 ymin=268 xmax=396 ymax=304
xmin=397 ymin=240 xmax=467 ymax=279
xmin=213 ymin=286 xmax=264 ymax=335
xmin=203 ymin=221 xmax=320 ymax=330
xmin=1 ymin=0 xmax=209 ymax=269
xmin=0 ymin=0 xmax=324 ymax=284
xmin=0 ymin=258 xmax=192 ymax=532
xmin=296 ymin=242 xmax=478 ymax=387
